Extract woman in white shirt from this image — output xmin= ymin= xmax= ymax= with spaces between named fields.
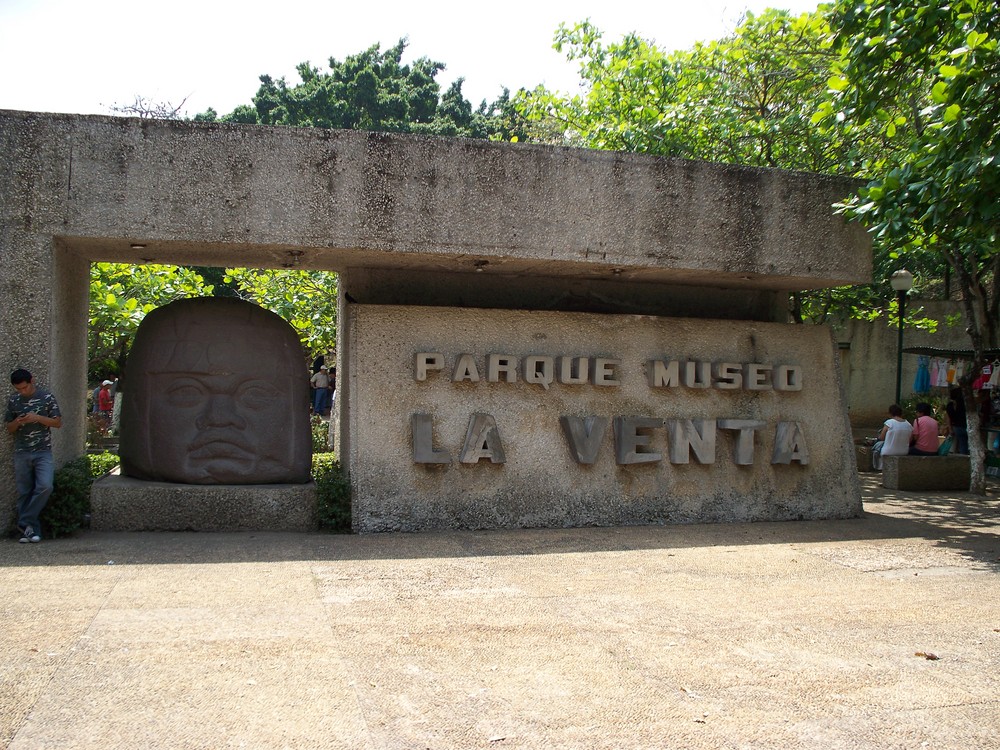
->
xmin=872 ymin=404 xmax=913 ymax=470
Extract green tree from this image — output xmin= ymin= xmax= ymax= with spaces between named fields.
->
xmin=195 ymin=39 xmax=529 ymax=142
xmin=89 ymin=263 xmax=211 ymax=380
xmin=222 ymin=268 xmax=339 ymax=358
xmin=822 ymin=0 xmax=999 ymax=493
xmin=515 ymin=11 xmax=951 ymax=326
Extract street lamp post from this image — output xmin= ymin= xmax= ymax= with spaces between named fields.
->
xmin=890 ymin=270 xmax=914 ymax=405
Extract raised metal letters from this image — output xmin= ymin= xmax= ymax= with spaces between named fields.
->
xmin=772 ymin=421 xmax=809 ymax=464
xmin=666 ymin=419 xmax=716 ymax=464
xmin=411 ymin=413 xmax=451 ymax=464
xmin=614 ymin=416 xmax=663 ymax=464
xmin=559 ymin=415 xmax=609 ymax=464
xmin=460 ymin=413 xmax=506 ymax=464
xmin=718 ymin=419 xmax=766 ymax=465
xmin=415 ymin=352 xmax=444 ymax=381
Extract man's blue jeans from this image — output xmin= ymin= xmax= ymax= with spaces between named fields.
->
xmin=313 ymin=388 xmax=329 ymax=415
xmin=14 ymin=450 xmax=54 ymax=534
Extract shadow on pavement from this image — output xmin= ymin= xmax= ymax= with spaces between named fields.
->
xmin=2 ymin=475 xmax=997 ymax=570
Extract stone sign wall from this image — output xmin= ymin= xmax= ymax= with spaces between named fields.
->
xmin=0 ymin=110 xmax=870 ymax=532
xmin=345 ymin=305 xmax=860 ymax=532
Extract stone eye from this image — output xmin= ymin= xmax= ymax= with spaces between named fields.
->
xmin=237 ymin=382 xmax=279 ymax=409
xmin=165 ymin=381 xmax=206 ymax=408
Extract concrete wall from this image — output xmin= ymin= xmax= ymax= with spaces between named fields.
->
xmin=833 ymin=300 xmax=971 ymax=426
xmin=345 ymin=305 xmax=861 ymax=531
xmin=0 ymin=109 xmax=871 ymax=531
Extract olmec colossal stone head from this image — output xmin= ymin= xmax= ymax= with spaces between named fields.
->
xmin=120 ymin=297 xmax=311 ymax=484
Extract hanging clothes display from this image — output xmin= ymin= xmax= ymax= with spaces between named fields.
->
xmin=988 ymin=361 xmax=1000 ymax=389
xmin=974 ymin=362 xmax=993 ymax=390
xmin=913 ymin=355 xmax=931 ymax=393
xmin=935 ymin=357 xmax=951 ymax=387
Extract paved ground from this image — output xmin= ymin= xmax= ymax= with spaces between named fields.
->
xmin=1 ymin=475 xmax=998 ymax=750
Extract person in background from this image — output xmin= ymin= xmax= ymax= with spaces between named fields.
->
xmin=96 ymin=379 xmax=114 ymax=433
xmin=310 ymin=365 xmax=331 ymax=416
xmin=4 ymin=369 xmax=62 ymax=543
xmin=871 ymin=404 xmax=912 ymax=470
xmin=945 ymin=388 xmax=969 ymax=455
xmin=909 ymin=402 xmax=941 ymax=456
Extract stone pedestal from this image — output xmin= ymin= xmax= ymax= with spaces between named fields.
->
xmin=881 ymin=455 xmax=971 ymax=491
xmin=91 ymin=475 xmax=318 ymax=531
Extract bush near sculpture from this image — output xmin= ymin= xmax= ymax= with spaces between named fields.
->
xmin=26 ymin=452 xmax=120 ymax=539
xmin=311 ymin=414 xmax=331 ymax=453
xmin=313 ymin=452 xmax=351 ymax=532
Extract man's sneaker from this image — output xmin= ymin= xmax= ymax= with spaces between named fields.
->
xmin=29 ymin=530 xmax=41 ymax=543
xmin=18 ymin=526 xmax=33 ymax=544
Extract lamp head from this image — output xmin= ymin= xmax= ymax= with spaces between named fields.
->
xmin=890 ymin=269 xmax=913 ymax=292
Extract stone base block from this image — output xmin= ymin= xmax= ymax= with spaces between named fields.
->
xmin=881 ymin=455 xmax=970 ymax=491
xmin=91 ymin=475 xmax=318 ymax=531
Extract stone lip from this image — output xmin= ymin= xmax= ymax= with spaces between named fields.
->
xmin=90 ymin=475 xmax=318 ymax=531
xmin=0 ymin=108 xmax=870 ymax=290
xmin=2 ymin=475 xmax=998 ymax=749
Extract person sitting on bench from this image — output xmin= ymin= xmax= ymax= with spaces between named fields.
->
xmin=909 ymin=402 xmax=940 ymax=456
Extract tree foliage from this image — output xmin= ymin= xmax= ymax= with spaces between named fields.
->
xmin=89 ymin=263 xmax=211 ymax=380
xmin=516 ymin=11 xmax=916 ymax=323
xmin=823 ymin=0 xmax=999 ymax=353
xmin=515 ymin=11 xmax=955 ymax=326
xmin=196 ymin=39 xmax=529 ymax=142
xmin=821 ymin=0 xmax=999 ymax=493
xmin=518 ymin=12 xmax=857 ymax=169
xmin=222 ymin=268 xmax=339 ymax=358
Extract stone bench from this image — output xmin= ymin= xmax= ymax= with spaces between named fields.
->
xmin=881 ymin=455 xmax=971 ymax=491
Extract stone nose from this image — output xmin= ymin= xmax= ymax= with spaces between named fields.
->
xmin=195 ymin=393 xmax=247 ymax=430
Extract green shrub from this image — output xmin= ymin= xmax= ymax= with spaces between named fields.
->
xmin=311 ymin=415 xmax=331 ymax=452
xmin=899 ymin=393 xmax=949 ymax=421
xmin=88 ymin=451 xmax=120 ymax=478
xmin=312 ymin=452 xmax=351 ymax=532
xmin=36 ymin=451 xmax=119 ymax=539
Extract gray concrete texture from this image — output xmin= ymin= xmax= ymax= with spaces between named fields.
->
xmin=89 ymin=475 xmax=318 ymax=531
xmin=0 ymin=109 xmax=871 ymax=532
xmin=882 ymin=455 xmax=972 ymax=491
xmin=1 ymin=477 xmax=997 ymax=749
xmin=346 ymin=305 xmax=860 ymax=532
xmin=0 ymin=110 xmax=868 ymax=289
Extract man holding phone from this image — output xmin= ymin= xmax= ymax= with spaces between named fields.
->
xmin=5 ymin=369 xmax=62 ymax=543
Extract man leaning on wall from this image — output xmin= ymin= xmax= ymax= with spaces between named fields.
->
xmin=4 ymin=369 xmax=62 ymax=543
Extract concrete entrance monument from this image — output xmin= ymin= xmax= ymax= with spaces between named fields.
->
xmin=0 ymin=110 xmax=870 ymax=532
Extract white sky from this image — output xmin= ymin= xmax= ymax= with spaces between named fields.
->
xmin=0 ymin=0 xmax=822 ymax=118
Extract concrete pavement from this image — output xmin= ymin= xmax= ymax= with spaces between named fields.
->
xmin=2 ymin=475 xmax=998 ymax=749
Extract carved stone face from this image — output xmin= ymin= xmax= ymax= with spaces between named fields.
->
xmin=120 ymin=298 xmax=311 ymax=485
